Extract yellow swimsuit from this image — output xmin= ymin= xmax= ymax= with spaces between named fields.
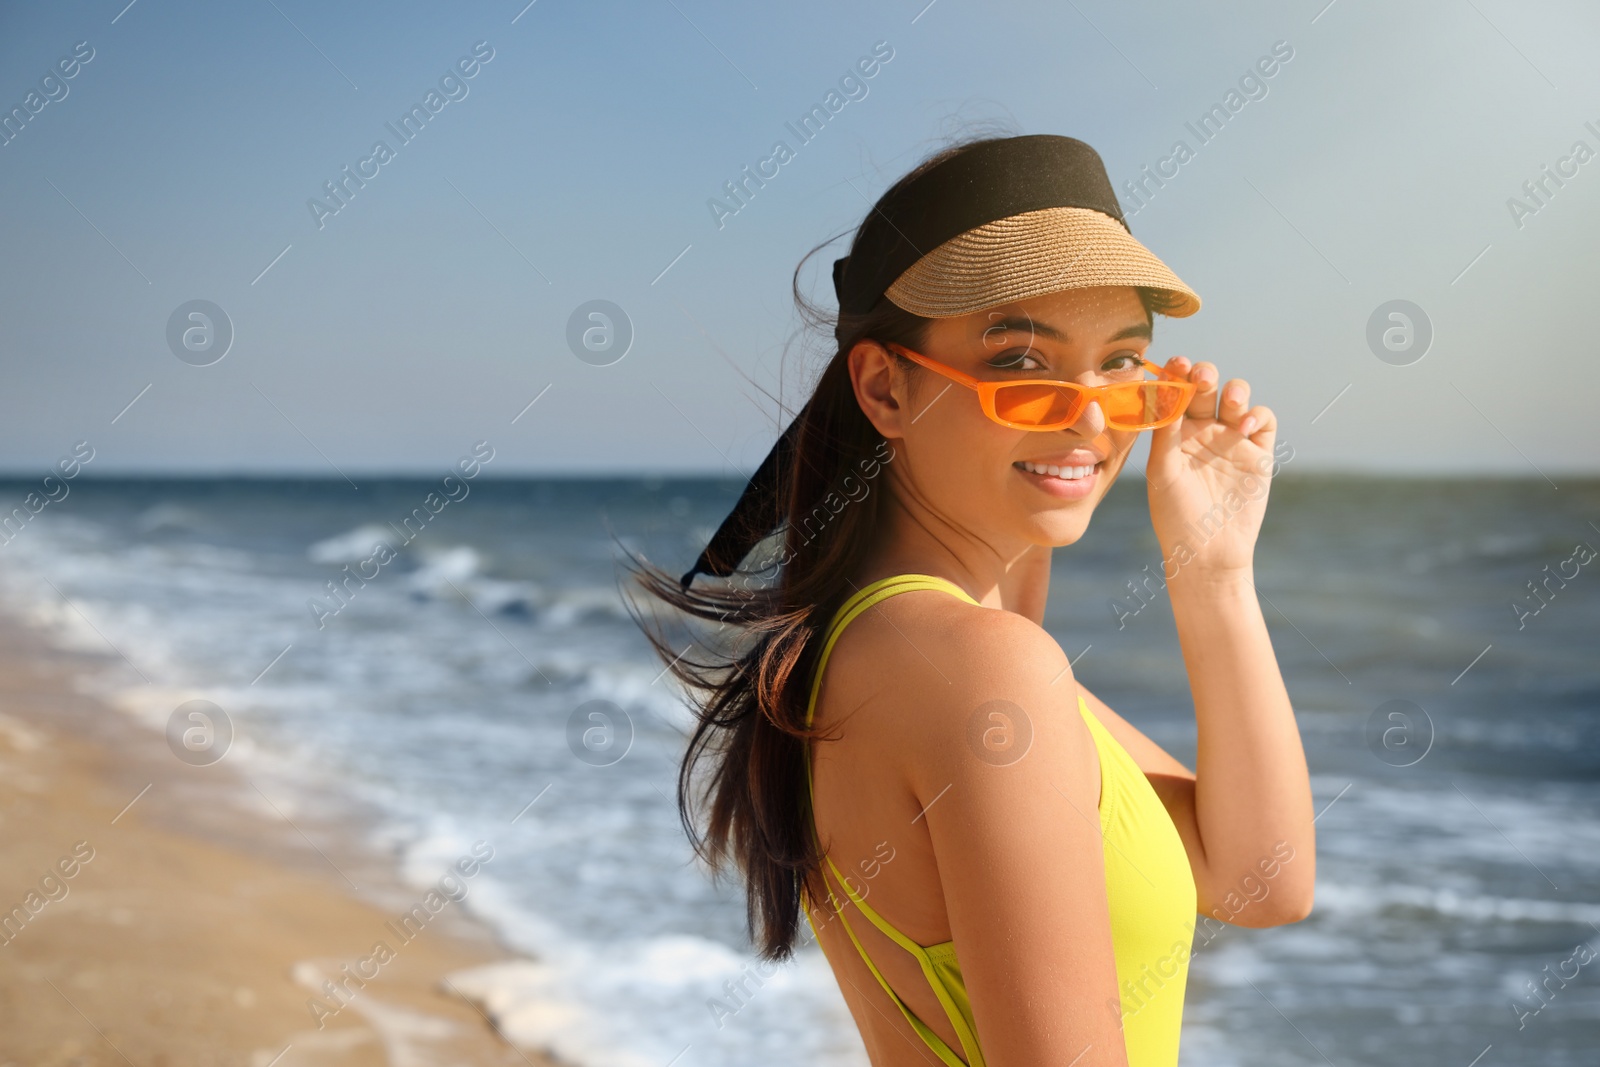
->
xmin=802 ymin=574 xmax=1197 ymax=1067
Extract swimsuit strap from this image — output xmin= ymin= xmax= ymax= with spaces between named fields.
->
xmin=803 ymin=574 xmax=987 ymax=1067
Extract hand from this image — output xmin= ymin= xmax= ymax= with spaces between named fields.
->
xmin=1144 ymin=357 xmax=1278 ymax=579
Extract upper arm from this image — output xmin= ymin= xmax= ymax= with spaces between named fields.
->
xmin=898 ymin=607 xmax=1132 ymax=1065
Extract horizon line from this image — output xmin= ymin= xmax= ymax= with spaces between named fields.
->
xmin=0 ymin=468 xmax=1592 ymax=483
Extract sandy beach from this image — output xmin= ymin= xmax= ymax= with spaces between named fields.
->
xmin=0 ymin=613 xmax=555 ymax=1067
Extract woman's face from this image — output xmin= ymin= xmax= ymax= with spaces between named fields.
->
xmin=853 ymin=285 xmax=1154 ymax=553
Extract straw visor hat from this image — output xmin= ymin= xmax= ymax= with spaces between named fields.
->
xmin=885 ymin=205 xmax=1199 ymax=318
xmin=832 ymin=134 xmax=1199 ymax=324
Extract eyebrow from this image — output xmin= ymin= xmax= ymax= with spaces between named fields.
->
xmin=983 ymin=316 xmax=1153 ymax=344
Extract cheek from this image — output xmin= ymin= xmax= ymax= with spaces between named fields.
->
xmin=908 ymin=402 xmax=1013 ymax=489
xmin=971 ymin=414 xmax=1024 ymax=470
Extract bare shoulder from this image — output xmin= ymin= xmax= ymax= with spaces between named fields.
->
xmin=825 ymin=588 xmax=1091 ymax=789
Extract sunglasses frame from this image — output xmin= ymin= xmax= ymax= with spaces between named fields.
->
xmin=884 ymin=342 xmax=1197 ymax=432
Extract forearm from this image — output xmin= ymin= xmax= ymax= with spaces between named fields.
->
xmin=1169 ymin=568 xmax=1315 ymax=921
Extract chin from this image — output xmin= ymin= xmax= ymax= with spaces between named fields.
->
xmin=1024 ymin=510 xmax=1093 ymax=548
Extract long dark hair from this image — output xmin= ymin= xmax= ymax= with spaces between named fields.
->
xmin=625 ymin=134 xmax=1168 ymax=961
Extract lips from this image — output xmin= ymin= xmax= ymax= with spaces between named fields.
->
xmin=1012 ymin=442 xmax=1108 ymax=499
xmin=1015 ymin=459 xmax=1100 ymax=481
xmin=1012 ymin=446 xmax=1105 ymax=482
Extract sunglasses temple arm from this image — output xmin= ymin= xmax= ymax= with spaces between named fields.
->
xmin=890 ymin=344 xmax=985 ymax=389
xmin=1142 ymin=357 xmax=1176 ymax=380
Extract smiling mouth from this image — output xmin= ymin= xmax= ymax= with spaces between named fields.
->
xmin=1014 ymin=459 xmax=1102 ymax=482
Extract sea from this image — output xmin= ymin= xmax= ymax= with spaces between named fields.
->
xmin=0 ymin=474 xmax=1596 ymax=1066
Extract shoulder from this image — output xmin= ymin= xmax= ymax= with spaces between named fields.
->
xmin=826 ymin=585 xmax=1067 ymax=691
xmin=833 ymin=582 xmax=1065 ymax=663
xmin=824 ymin=588 xmax=1092 ymax=792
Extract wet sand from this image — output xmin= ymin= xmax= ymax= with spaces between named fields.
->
xmin=0 ymin=615 xmax=556 ymax=1067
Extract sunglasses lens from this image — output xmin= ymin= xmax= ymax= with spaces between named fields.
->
xmin=992 ymin=383 xmax=1086 ymax=428
xmin=991 ymin=381 xmax=1189 ymax=429
xmin=1102 ymin=382 xmax=1189 ymax=428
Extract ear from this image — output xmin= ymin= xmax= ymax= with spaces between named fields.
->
xmin=848 ymin=339 xmax=910 ymax=440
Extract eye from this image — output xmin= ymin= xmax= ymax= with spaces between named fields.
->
xmin=1103 ymin=350 xmax=1149 ymax=379
xmin=985 ymin=348 xmax=1048 ymax=373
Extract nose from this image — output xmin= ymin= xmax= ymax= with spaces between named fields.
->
xmin=1069 ymin=399 xmax=1108 ymax=435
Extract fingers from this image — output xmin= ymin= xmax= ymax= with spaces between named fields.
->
xmin=1162 ymin=357 xmax=1266 ymax=438
xmin=1239 ymin=404 xmax=1276 ymax=440
xmin=1219 ymin=377 xmax=1251 ymax=426
xmin=1190 ymin=363 xmax=1222 ymax=422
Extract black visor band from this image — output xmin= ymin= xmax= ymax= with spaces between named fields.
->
xmin=831 ymin=134 xmax=1127 ymax=323
xmin=678 ymin=398 xmax=809 ymax=589
xmin=680 ymin=134 xmax=1126 ymax=589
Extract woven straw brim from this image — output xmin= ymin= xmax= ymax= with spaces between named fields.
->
xmin=884 ymin=206 xmax=1200 ymax=319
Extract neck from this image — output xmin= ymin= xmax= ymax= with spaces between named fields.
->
xmin=855 ymin=477 xmax=1055 ymax=625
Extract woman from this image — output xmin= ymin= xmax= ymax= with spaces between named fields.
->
xmin=634 ymin=133 xmax=1316 ymax=1066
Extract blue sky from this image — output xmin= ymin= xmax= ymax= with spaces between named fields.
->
xmin=2 ymin=0 xmax=1596 ymax=476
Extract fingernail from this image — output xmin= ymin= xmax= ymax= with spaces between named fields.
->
xmin=1240 ymin=417 xmax=1256 ymax=435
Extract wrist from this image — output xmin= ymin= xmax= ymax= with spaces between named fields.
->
xmin=1168 ymin=566 xmax=1256 ymax=600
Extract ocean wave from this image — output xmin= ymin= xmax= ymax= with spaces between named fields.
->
xmin=463 ymin=577 xmax=537 ymax=617
xmin=404 ymin=545 xmax=483 ymax=596
xmin=308 ymin=524 xmax=399 ymax=564
xmin=1315 ymin=880 xmax=1600 ymax=925
xmin=541 ymin=584 xmax=631 ymax=625
xmin=381 ymin=549 xmax=628 ymax=626
xmin=571 ymin=661 xmax=697 ymax=734
xmin=444 ymin=931 xmax=848 ymax=1067
xmin=135 ymin=503 xmax=210 ymax=534
xmin=1399 ymin=531 xmax=1557 ymax=574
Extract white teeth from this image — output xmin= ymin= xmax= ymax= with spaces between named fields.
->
xmin=1018 ymin=460 xmax=1095 ymax=480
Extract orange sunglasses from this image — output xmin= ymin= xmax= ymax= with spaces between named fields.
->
xmin=885 ymin=342 xmax=1196 ymax=432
